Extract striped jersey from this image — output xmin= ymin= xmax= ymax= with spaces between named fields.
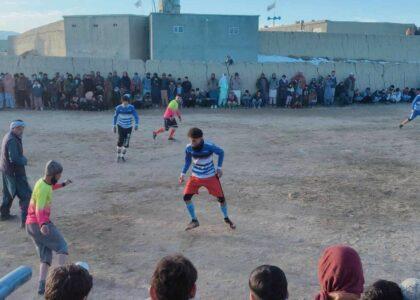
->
xmin=113 ymin=104 xmax=139 ymax=128
xmin=412 ymin=95 xmax=420 ymax=111
xmin=182 ymin=141 xmax=224 ymax=179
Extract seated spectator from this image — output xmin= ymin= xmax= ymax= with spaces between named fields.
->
xmin=249 ymin=265 xmax=288 ymax=300
xmin=362 ymin=88 xmax=372 ymax=103
xmin=400 ymin=278 xmax=420 ymax=300
xmin=252 ymin=91 xmax=263 ymax=109
xmin=45 ymin=264 xmax=92 ymax=300
xmin=402 ymin=87 xmax=412 ymax=102
xmin=195 ymin=88 xmax=210 ymax=107
xmin=362 ymin=280 xmax=403 ymax=300
xmin=150 ymin=254 xmax=197 ymax=300
xmin=372 ymin=89 xmax=386 ymax=103
xmin=227 ymin=92 xmax=239 ymax=109
xmin=387 ymin=88 xmax=402 ymax=103
xmin=308 ymin=86 xmax=318 ymax=108
xmin=184 ymin=90 xmax=196 ymax=108
xmin=315 ymin=245 xmax=364 ymax=300
xmin=241 ymin=90 xmax=253 ymax=108
xmin=354 ymin=89 xmax=364 ymax=103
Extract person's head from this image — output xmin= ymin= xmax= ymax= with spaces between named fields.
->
xmin=121 ymin=94 xmax=130 ymax=106
xmin=45 ymin=264 xmax=93 ymax=300
xmin=332 ymin=70 xmax=336 ymax=76
xmin=416 ymin=88 xmax=420 ymax=95
xmin=10 ymin=120 xmax=25 ymax=137
xmin=272 ymin=73 xmax=276 ymax=79
xmin=235 ymin=72 xmax=239 ymax=78
xmin=184 ymin=76 xmax=189 ymax=81
xmin=123 ymin=71 xmax=128 ymax=77
xmin=146 ymin=72 xmax=151 ymax=78
xmin=44 ymin=160 xmax=63 ymax=185
xmin=134 ymin=72 xmax=138 ymax=76
xmin=245 ymin=89 xmax=250 ymax=94
xmin=249 ymin=265 xmax=288 ymax=300
xmin=162 ymin=73 xmax=166 ymax=78
xmin=316 ymin=245 xmax=364 ymax=299
xmin=175 ymin=94 xmax=182 ymax=103
xmin=256 ymin=90 xmax=261 ymax=97
xmin=400 ymin=278 xmax=420 ymax=300
xmin=211 ymin=73 xmax=215 ymax=79
xmin=150 ymin=254 xmax=197 ymax=300
xmin=362 ymin=280 xmax=403 ymax=300
xmin=187 ymin=127 xmax=203 ymax=148
xmin=282 ymin=74 xmax=286 ymax=79
xmin=261 ymin=73 xmax=265 ymax=78
xmin=96 ymin=71 xmax=101 ymax=76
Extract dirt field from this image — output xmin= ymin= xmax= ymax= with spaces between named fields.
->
xmin=0 ymin=105 xmax=419 ymax=300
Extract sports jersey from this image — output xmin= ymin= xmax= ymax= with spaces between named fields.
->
xmin=182 ymin=141 xmax=224 ymax=179
xmin=411 ymin=95 xmax=420 ymax=111
xmin=163 ymin=100 xmax=181 ymax=119
xmin=113 ymin=104 xmax=139 ymax=129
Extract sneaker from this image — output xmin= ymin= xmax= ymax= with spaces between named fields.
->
xmin=168 ymin=137 xmax=175 ymax=141
xmin=0 ymin=214 xmax=17 ymax=221
xmin=224 ymin=217 xmax=236 ymax=230
xmin=185 ymin=219 xmax=199 ymax=231
xmin=399 ymin=124 xmax=403 ymax=129
xmin=153 ymin=131 xmax=157 ymax=140
xmin=38 ymin=280 xmax=46 ymax=295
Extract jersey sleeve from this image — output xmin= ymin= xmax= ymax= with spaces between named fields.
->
xmin=132 ymin=107 xmax=139 ymax=125
xmin=52 ymin=183 xmax=64 ymax=191
xmin=211 ymin=143 xmax=224 ymax=169
xmin=113 ymin=107 xmax=119 ymax=126
xmin=181 ymin=148 xmax=192 ymax=175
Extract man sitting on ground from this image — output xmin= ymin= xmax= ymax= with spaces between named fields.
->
xmin=150 ymin=254 xmax=198 ymax=300
xmin=249 ymin=265 xmax=288 ymax=300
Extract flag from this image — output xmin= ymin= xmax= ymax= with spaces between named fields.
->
xmin=134 ymin=0 xmax=142 ymax=8
xmin=267 ymin=1 xmax=276 ymax=11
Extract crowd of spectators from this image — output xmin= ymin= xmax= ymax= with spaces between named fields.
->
xmin=42 ymin=245 xmax=419 ymax=300
xmin=0 ymin=70 xmax=419 ymax=111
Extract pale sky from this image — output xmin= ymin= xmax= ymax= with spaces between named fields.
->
xmin=0 ymin=0 xmax=419 ymax=33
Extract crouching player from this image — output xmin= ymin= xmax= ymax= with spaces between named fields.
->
xmin=179 ymin=127 xmax=236 ymax=231
xmin=400 ymin=88 xmax=420 ymax=128
xmin=113 ymin=94 xmax=139 ymax=162
xmin=26 ymin=160 xmax=72 ymax=295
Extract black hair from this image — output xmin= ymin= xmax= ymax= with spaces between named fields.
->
xmin=249 ymin=265 xmax=288 ymax=300
xmin=362 ymin=280 xmax=403 ymax=300
xmin=188 ymin=128 xmax=203 ymax=139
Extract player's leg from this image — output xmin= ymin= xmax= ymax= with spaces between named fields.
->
xmin=168 ymin=128 xmax=176 ymax=140
xmin=0 ymin=174 xmax=17 ymax=221
xmin=153 ymin=119 xmax=167 ymax=139
xmin=217 ymin=197 xmax=236 ymax=229
xmin=400 ymin=110 xmax=417 ymax=128
xmin=183 ymin=177 xmax=200 ymax=230
xmin=168 ymin=119 xmax=178 ymax=140
xmin=117 ymin=125 xmax=124 ymax=162
xmin=207 ymin=176 xmax=236 ymax=229
xmin=121 ymin=127 xmax=132 ymax=162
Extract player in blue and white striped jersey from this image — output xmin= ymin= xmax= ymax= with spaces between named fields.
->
xmin=112 ymin=94 xmax=139 ymax=162
xmin=400 ymin=89 xmax=420 ymax=129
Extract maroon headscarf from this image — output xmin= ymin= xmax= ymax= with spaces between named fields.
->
xmin=315 ymin=245 xmax=364 ymax=300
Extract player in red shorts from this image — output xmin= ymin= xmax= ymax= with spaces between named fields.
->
xmin=179 ymin=127 xmax=236 ymax=231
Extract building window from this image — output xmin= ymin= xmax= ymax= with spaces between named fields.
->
xmin=113 ymin=23 xmax=118 ymax=27
xmin=72 ymin=24 xmax=77 ymax=28
xmin=173 ymin=25 xmax=184 ymax=33
xmin=229 ymin=26 xmax=240 ymax=35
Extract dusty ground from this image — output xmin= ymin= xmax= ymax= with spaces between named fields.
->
xmin=0 ymin=105 xmax=419 ymax=300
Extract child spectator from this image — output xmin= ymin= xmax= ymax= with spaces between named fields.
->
xmin=32 ymin=80 xmax=44 ymax=110
xmin=252 ymin=91 xmax=263 ymax=109
xmin=362 ymin=280 xmax=403 ymax=300
xmin=249 ymin=265 xmax=288 ymax=300
xmin=150 ymin=254 xmax=197 ymax=300
xmin=227 ymin=91 xmax=239 ymax=109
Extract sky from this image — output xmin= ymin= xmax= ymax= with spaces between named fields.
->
xmin=0 ymin=0 xmax=419 ymax=33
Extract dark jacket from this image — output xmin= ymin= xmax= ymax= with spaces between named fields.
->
xmin=0 ymin=132 xmax=27 ymax=176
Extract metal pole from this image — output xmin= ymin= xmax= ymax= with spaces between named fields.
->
xmin=0 ymin=266 xmax=32 ymax=300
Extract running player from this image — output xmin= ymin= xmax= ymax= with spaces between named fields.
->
xmin=153 ymin=95 xmax=182 ymax=141
xmin=113 ymin=94 xmax=139 ymax=162
xmin=400 ymin=88 xmax=420 ymax=128
xmin=179 ymin=127 xmax=236 ymax=231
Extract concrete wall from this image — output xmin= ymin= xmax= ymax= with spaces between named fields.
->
xmin=129 ymin=16 xmax=150 ymax=60
xmin=259 ymin=31 xmax=420 ymax=63
xmin=0 ymin=40 xmax=8 ymax=54
xmin=150 ymin=13 xmax=259 ymax=62
xmin=7 ymin=21 xmax=66 ymax=56
xmin=262 ymin=21 xmax=328 ymax=33
xmin=0 ymin=55 xmax=419 ymax=92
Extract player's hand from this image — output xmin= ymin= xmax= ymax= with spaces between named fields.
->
xmin=113 ymin=126 xmax=116 ymax=134
xmin=64 ymin=179 xmax=72 ymax=186
xmin=179 ymin=174 xmax=185 ymax=184
xmin=217 ymin=168 xmax=223 ymax=178
xmin=41 ymin=224 xmax=49 ymax=236
xmin=134 ymin=125 xmax=139 ymax=131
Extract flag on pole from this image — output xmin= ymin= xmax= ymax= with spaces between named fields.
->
xmin=134 ymin=0 xmax=142 ymax=8
xmin=267 ymin=1 xmax=276 ymax=11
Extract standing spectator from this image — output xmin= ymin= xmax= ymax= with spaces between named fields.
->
xmin=0 ymin=120 xmax=32 ymax=227
xmin=316 ymin=76 xmax=325 ymax=105
xmin=277 ymin=74 xmax=288 ymax=107
xmin=3 ymin=73 xmax=15 ymax=109
xmin=218 ymin=74 xmax=229 ymax=108
xmin=207 ymin=73 xmax=219 ymax=109
xmin=285 ymin=83 xmax=294 ymax=108
xmin=95 ymin=71 xmax=105 ymax=87
xmin=131 ymin=72 xmax=142 ymax=97
xmin=32 ymin=80 xmax=44 ymax=110
xmin=256 ymin=73 xmax=269 ymax=105
xmin=47 ymin=79 xmax=59 ymax=110
xmin=344 ymin=73 xmax=356 ymax=104
xmin=249 ymin=265 xmax=288 ymax=300
xmin=142 ymin=72 xmax=152 ymax=96
xmin=15 ymin=73 xmax=28 ymax=108
xmin=182 ymin=76 xmax=192 ymax=98
xmin=151 ymin=73 xmax=161 ymax=107
xmin=120 ymin=71 xmax=131 ymax=95
xmin=315 ymin=245 xmax=364 ymax=300
xmin=150 ymin=254 xmax=198 ymax=300
xmin=241 ymin=90 xmax=252 ymax=108
xmin=63 ymin=74 xmax=75 ymax=105
xmin=176 ymin=80 xmax=183 ymax=97
xmin=269 ymin=73 xmax=279 ymax=106
xmin=160 ymin=73 xmax=170 ymax=107
xmin=362 ymin=280 xmax=403 ymax=300
xmin=230 ymin=72 xmax=242 ymax=106
xmin=111 ymin=71 xmax=121 ymax=90
xmin=104 ymin=74 xmax=113 ymax=109
xmin=324 ymin=75 xmax=335 ymax=106
xmin=331 ymin=70 xmax=337 ymax=97
xmin=168 ymin=81 xmax=177 ymax=100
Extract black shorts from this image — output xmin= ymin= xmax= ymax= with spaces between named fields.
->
xmin=117 ymin=125 xmax=133 ymax=148
xmin=164 ymin=118 xmax=178 ymax=131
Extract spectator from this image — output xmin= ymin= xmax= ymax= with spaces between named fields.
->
xmin=354 ymin=89 xmax=364 ymax=103
xmin=344 ymin=73 xmax=356 ymax=104
xmin=362 ymin=280 xmax=403 ymax=300
xmin=182 ymin=76 xmax=192 ymax=98
xmin=277 ymin=74 xmax=288 ymax=107
xmin=252 ymin=91 xmax=263 ymax=109
xmin=249 ymin=265 xmax=288 ymax=300
xmin=207 ymin=73 xmax=219 ymax=109
xmin=15 ymin=73 xmax=29 ymax=108
xmin=227 ymin=91 xmax=238 ymax=109
xmin=230 ymin=72 xmax=242 ymax=105
xmin=269 ymin=73 xmax=279 ymax=106
xmin=308 ymin=81 xmax=318 ymax=107
xmin=150 ymin=254 xmax=197 ymax=300
xmin=219 ymin=74 xmax=229 ymax=108
xmin=131 ymin=72 xmax=142 ymax=97
xmin=402 ymin=87 xmax=412 ymax=102
xmin=362 ymin=87 xmax=372 ymax=103
xmin=120 ymin=71 xmax=131 ymax=95
xmin=0 ymin=75 xmax=4 ymax=109
xmin=45 ymin=264 xmax=93 ymax=300
xmin=331 ymin=70 xmax=338 ymax=97
xmin=151 ymin=73 xmax=161 ymax=107
xmin=195 ymin=88 xmax=208 ymax=107
xmin=241 ymin=90 xmax=253 ymax=108
xmin=168 ymin=81 xmax=177 ymax=100
xmin=63 ymin=74 xmax=75 ymax=104
xmin=95 ymin=71 xmax=105 ymax=87
xmin=324 ymin=75 xmax=335 ymax=106
xmin=32 ymin=80 xmax=44 ymax=111
xmin=184 ymin=89 xmax=196 ymax=108
xmin=160 ymin=73 xmax=170 ymax=107
xmin=256 ymin=73 xmax=269 ymax=105
xmin=315 ymin=245 xmax=364 ymax=300
xmin=111 ymin=71 xmax=121 ymax=90
xmin=3 ymin=73 xmax=15 ymax=109
xmin=142 ymin=72 xmax=152 ymax=96
xmin=400 ymin=278 xmax=420 ymax=300
xmin=285 ymin=83 xmax=294 ymax=108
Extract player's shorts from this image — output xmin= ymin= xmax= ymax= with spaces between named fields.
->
xmin=117 ymin=125 xmax=133 ymax=148
xmin=183 ymin=175 xmax=225 ymax=198
xmin=164 ymin=118 xmax=178 ymax=131
xmin=26 ymin=222 xmax=68 ymax=265
xmin=409 ymin=110 xmax=420 ymax=121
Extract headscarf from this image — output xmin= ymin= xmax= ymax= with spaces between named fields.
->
xmin=315 ymin=245 xmax=364 ymax=300
xmin=400 ymin=278 xmax=420 ymax=300
xmin=10 ymin=120 xmax=25 ymax=130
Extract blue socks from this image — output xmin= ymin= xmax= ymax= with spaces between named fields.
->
xmin=186 ymin=202 xmax=197 ymax=220
xmin=220 ymin=204 xmax=229 ymax=219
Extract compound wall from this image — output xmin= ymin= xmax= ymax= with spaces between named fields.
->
xmin=259 ymin=31 xmax=420 ymax=63
xmin=0 ymin=55 xmax=419 ymax=92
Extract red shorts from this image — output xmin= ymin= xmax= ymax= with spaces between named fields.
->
xmin=183 ymin=176 xmax=225 ymax=198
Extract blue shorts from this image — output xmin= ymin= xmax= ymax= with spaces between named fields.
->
xmin=409 ymin=110 xmax=420 ymax=121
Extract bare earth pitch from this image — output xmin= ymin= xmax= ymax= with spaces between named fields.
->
xmin=0 ymin=106 xmax=419 ymax=299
